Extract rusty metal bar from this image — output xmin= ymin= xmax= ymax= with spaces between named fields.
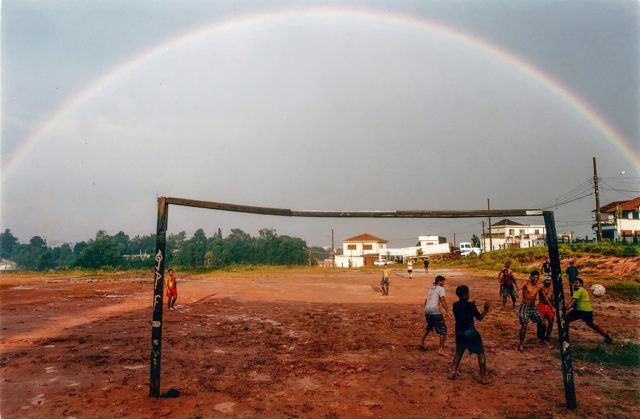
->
xmin=165 ymin=197 xmax=542 ymax=219
xmin=544 ymin=210 xmax=576 ymax=410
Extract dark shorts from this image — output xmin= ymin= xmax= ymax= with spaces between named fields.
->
xmin=380 ymin=277 xmax=389 ymax=286
xmin=455 ymin=328 xmax=484 ymax=355
xmin=567 ymin=309 xmax=594 ymax=325
xmin=519 ymin=304 xmax=542 ymax=325
xmin=425 ymin=314 xmax=447 ymax=335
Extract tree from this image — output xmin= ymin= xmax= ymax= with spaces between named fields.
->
xmin=471 ymin=234 xmax=481 ymax=248
xmin=0 ymin=229 xmax=19 ymax=259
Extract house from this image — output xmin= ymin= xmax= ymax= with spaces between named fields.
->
xmin=482 ymin=219 xmax=548 ymax=250
xmin=335 ymin=233 xmax=388 ymax=268
xmin=0 ymin=258 xmax=17 ymax=271
xmin=594 ymin=197 xmax=640 ymax=241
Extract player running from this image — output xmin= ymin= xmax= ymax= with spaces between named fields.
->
xmin=420 ymin=275 xmax=451 ymax=356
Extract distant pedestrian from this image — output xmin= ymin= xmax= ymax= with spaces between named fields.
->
xmin=407 ymin=260 xmax=413 ymax=278
xmin=380 ymin=268 xmax=390 ymax=296
xmin=424 ymin=258 xmax=429 ymax=272
xmin=566 ymin=261 xmax=579 ymax=294
xmin=450 ymin=284 xmax=491 ymax=384
xmin=420 ymin=275 xmax=451 ymax=356
xmin=566 ymin=278 xmax=612 ymax=344
xmin=498 ymin=261 xmax=518 ymax=308
xmin=541 ymin=258 xmax=552 ymax=279
xmin=166 ymin=268 xmax=178 ymax=311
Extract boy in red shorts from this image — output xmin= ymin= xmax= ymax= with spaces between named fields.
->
xmin=536 ymin=277 xmax=555 ymax=342
xmin=166 ymin=268 xmax=178 ymax=311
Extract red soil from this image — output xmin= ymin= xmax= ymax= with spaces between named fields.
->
xmin=0 ymin=268 xmax=638 ymax=418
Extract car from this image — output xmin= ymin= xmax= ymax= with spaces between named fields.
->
xmin=374 ymin=259 xmax=393 ymax=266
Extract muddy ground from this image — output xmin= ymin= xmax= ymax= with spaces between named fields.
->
xmin=1 ymin=268 xmax=638 ymax=418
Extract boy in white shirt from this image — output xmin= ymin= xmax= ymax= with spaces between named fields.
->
xmin=420 ymin=275 xmax=452 ymax=356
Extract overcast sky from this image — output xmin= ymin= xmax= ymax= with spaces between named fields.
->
xmin=2 ymin=0 xmax=638 ymax=249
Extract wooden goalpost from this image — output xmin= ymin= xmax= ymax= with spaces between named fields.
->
xmin=149 ymin=196 xmax=577 ymax=410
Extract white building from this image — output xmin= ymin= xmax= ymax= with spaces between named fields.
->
xmin=595 ymin=197 xmax=640 ymax=241
xmin=482 ymin=219 xmax=547 ymax=250
xmin=335 ymin=233 xmax=388 ymax=268
xmin=0 ymin=259 xmax=17 ymax=271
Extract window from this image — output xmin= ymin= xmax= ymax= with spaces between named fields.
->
xmin=519 ymin=229 xmax=525 ymax=235
xmin=363 ymin=244 xmax=372 ymax=251
xmin=347 ymin=244 xmax=356 ymax=250
xmin=535 ymin=229 xmax=540 ymax=234
xmin=509 ymin=229 xmax=514 ymax=235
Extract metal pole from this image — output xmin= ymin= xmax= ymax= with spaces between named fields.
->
xmin=544 ymin=211 xmax=577 ymax=410
xmin=150 ymin=198 xmax=169 ymax=397
xmin=593 ymin=157 xmax=602 ymax=241
xmin=487 ymin=199 xmax=493 ymax=251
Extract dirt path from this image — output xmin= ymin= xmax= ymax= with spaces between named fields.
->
xmin=1 ymin=269 xmax=638 ymax=418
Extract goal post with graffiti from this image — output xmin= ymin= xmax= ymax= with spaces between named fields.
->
xmin=149 ymin=197 xmax=576 ymax=410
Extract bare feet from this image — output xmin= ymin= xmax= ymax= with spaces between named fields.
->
xmin=419 ymin=345 xmax=427 ymax=351
xmin=516 ymin=345 xmax=524 ymax=352
xmin=448 ymin=373 xmax=457 ymax=380
xmin=438 ymin=349 xmax=447 ymax=357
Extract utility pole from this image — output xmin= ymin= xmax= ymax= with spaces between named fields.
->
xmin=487 ymin=198 xmax=493 ymax=251
xmin=482 ymin=221 xmax=486 ymax=252
xmin=453 ymin=232 xmax=457 ymax=247
xmin=593 ymin=157 xmax=603 ymax=241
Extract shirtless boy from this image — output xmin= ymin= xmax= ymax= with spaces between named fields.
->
xmin=536 ymin=277 xmax=555 ymax=342
xmin=166 ymin=268 xmax=178 ymax=310
xmin=517 ymin=270 xmax=546 ymax=350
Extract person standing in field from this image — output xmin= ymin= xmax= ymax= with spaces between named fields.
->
xmin=166 ymin=268 xmax=178 ymax=311
xmin=498 ymin=261 xmax=518 ymax=308
xmin=380 ymin=268 xmax=390 ymax=296
xmin=424 ymin=258 xmax=429 ymax=272
xmin=420 ymin=275 xmax=451 ymax=356
xmin=566 ymin=261 xmax=579 ymax=294
xmin=541 ymin=258 xmax=552 ymax=279
xmin=450 ymin=284 xmax=491 ymax=384
xmin=517 ymin=270 xmax=546 ymax=351
xmin=566 ymin=278 xmax=613 ymax=344
xmin=536 ymin=276 xmax=555 ymax=342
xmin=407 ymin=260 xmax=413 ymax=278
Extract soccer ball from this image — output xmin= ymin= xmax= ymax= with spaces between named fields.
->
xmin=591 ymin=284 xmax=606 ymax=297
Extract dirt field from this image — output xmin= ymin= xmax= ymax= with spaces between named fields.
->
xmin=1 ymin=268 xmax=638 ymax=418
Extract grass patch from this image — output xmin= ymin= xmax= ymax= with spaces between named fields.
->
xmin=606 ymin=282 xmax=640 ymax=300
xmin=571 ymin=343 xmax=640 ymax=368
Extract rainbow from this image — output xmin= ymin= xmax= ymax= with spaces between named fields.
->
xmin=3 ymin=6 xmax=638 ymax=181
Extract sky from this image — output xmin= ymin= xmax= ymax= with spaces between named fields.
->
xmin=1 ymin=0 xmax=639 ymax=249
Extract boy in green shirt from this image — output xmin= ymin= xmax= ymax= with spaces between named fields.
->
xmin=566 ymin=278 xmax=612 ymax=344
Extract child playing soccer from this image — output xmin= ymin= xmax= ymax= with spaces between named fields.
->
xmin=450 ymin=285 xmax=490 ymax=384
xmin=166 ymin=268 xmax=178 ymax=311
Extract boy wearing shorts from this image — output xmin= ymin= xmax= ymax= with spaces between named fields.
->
xmin=166 ymin=268 xmax=178 ymax=311
xmin=380 ymin=268 xmax=390 ymax=296
xmin=420 ymin=275 xmax=451 ymax=356
xmin=450 ymin=284 xmax=490 ymax=384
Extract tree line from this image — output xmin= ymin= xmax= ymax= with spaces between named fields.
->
xmin=0 ymin=228 xmax=330 ymax=271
